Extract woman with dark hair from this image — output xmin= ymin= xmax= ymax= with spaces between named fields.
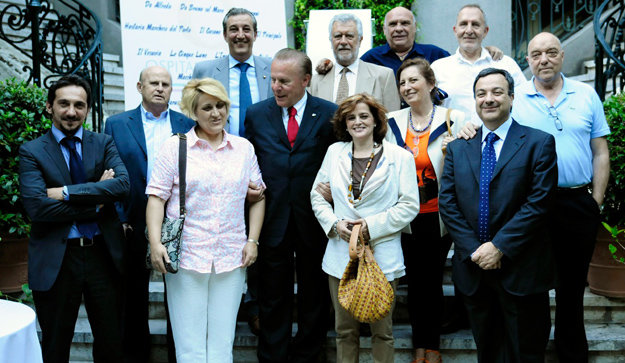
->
xmin=385 ymin=57 xmax=467 ymax=363
xmin=311 ymin=93 xmax=419 ymax=363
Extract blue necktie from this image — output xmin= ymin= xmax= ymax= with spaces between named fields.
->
xmin=478 ymin=132 xmax=499 ymax=242
xmin=236 ymin=62 xmax=252 ymax=137
xmin=62 ymin=137 xmax=98 ymax=238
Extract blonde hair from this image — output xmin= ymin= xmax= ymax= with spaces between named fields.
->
xmin=179 ymin=78 xmax=230 ymax=120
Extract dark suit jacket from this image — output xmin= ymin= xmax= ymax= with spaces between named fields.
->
xmin=103 ymin=107 xmax=194 ymax=244
xmin=19 ymin=130 xmax=130 ymax=291
xmin=244 ymin=93 xmax=337 ymax=246
xmin=438 ymin=120 xmax=558 ymax=297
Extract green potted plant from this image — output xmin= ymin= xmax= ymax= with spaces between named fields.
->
xmin=588 ymin=91 xmax=625 ymax=297
xmin=0 ymin=78 xmax=51 ymax=293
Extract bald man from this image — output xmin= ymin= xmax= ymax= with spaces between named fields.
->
xmin=104 ymin=66 xmax=195 ymax=362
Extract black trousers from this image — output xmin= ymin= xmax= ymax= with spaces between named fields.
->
xmin=120 ymin=231 xmax=151 ymax=363
xmin=461 ymin=274 xmax=551 ymax=363
xmin=33 ymin=243 xmax=123 ymax=363
xmin=257 ymin=213 xmax=329 ymax=363
xmin=401 ymin=212 xmax=452 ymax=350
xmin=552 ymin=189 xmax=601 ymax=363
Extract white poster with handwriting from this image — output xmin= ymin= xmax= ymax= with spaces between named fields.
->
xmin=120 ymin=0 xmax=288 ymax=111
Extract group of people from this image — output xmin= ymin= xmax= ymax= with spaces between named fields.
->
xmin=18 ymin=4 xmax=610 ymax=363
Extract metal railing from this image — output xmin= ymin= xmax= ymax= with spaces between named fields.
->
xmin=512 ymin=0 xmax=597 ymax=68
xmin=595 ymin=0 xmax=625 ymax=100
xmin=0 ymin=0 xmax=103 ymax=131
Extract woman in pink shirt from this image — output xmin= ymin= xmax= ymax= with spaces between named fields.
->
xmin=146 ymin=78 xmax=265 ymax=362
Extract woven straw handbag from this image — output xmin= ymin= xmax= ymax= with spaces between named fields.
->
xmin=338 ymin=224 xmax=395 ymax=323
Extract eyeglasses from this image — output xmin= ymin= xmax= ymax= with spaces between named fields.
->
xmin=548 ymin=106 xmax=563 ymax=131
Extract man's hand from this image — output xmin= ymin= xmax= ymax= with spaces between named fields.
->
xmin=99 ymin=168 xmax=115 ymax=181
xmin=485 ymin=45 xmax=503 ymax=61
xmin=47 ymin=187 xmax=64 ymax=201
xmin=458 ymin=123 xmax=480 ymax=140
xmin=246 ymin=182 xmax=265 ymax=202
xmin=315 ymin=182 xmax=333 ymax=203
xmin=316 ymin=58 xmax=333 ymax=75
xmin=471 ymin=242 xmax=503 ymax=270
xmin=122 ymin=223 xmax=134 ymax=239
xmin=441 ymin=134 xmax=455 ymax=153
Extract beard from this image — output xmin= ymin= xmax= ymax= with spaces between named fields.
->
xmin=335 ymin=48 xmax=358 ymax=67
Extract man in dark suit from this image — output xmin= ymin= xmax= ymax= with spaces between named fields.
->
xmin=245 ymin=48 xmax=338 ymax=363
xmin=103 ymin=65 xmax=194 ymax=362
xmin=439 ymin=68 xmax=558 ymax=362
xmin=19 ymin=74 xmax=130 ymax=362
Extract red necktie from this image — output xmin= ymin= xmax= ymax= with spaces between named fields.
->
xmin=287 ymin=106 xmax=298 ymax=147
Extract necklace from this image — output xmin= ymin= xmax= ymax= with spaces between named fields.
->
xmin=409 ymin=104 xmax=436 ymax=133
xmin=347 ymin=142 xmax=379 ymax=204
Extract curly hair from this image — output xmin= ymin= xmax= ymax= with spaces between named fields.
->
xmin=332 ymin=93 xmax=388 ymax=144
xmin=179 ymin=78 xmax=230 ymax=120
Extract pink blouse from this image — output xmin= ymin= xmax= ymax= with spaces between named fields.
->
xmin=146 ymin=127 xmax=264 ymax=273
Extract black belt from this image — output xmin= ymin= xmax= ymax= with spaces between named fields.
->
xmin=65 ymin=234 xmax=103 ymax=247
xmin=556 ymin=184 xmax=591 ymax=195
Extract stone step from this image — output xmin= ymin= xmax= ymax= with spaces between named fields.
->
xmin=61 ymin=318 xmax=625 ymax=363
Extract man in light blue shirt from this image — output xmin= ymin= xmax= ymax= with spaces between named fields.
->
xmin=513 ymin=33 xmax=610 ymax=363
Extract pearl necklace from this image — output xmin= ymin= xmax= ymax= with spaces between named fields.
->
xmin=347 ymin=142 xmax=379 ymax=204
xmin=409 ymin=104 xmax=436 ymax=133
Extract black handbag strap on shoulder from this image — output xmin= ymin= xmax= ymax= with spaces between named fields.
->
xmin=177 ymin=133 xmax=187 ymax=217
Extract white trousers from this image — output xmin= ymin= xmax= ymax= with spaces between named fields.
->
xmin=165 ymin=266 xmax=246 ymax=363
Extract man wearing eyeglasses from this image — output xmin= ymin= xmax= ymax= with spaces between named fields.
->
xmin=460 ymin=31 xmax=610 ymax=363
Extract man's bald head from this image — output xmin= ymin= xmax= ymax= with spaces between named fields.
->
xmin=383 ymin=7 xmax=417 ymax=54
xmin=526 ymin=32 xmax=564 ymax=85
xmin=137 ymin=66 xmax=173 ymax=115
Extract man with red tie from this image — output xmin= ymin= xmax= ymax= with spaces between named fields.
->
xmin=244 ymin=48 xmax=338 ymax=363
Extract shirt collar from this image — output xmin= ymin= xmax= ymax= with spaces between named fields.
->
xmin=454 ymin=47 xmax=491 ymax=64
xmin=336 ymin=59 xmax=359 ymax=75
xmin=140 ymin=104 xmax=169 ymax=121
xmin=481 ymin=117 xmax=512 ymax=143
xmin=52 ymin=124 xmax=83 ymax=144
xmin=283 ymin=92 xmax=308 ymax=117
xmin=381 ymin=42 xmax=422 ymax=57
xmin=526 ymin=73 xmax=573 ymax=96
xmin=229 ymin=54 xmax=256 ymax=69
xmin=188 ymin=126 xmax=233 ymax=150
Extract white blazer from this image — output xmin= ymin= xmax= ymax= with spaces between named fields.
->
xmin=310 ymin=140 xmax=419 ymax=281
xmin=385 ymin=106 xmax=467 ymax=236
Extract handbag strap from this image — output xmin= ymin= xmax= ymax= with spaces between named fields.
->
xmin=445 ymin=108 xmax=453 ymax=136
xmin=348 ymin=224 xmax=368 ymax=259
xmin=177 ymin=133 xmax=187 ymax=217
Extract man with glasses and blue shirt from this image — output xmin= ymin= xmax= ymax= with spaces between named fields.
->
xmin=460 ymin=32 xmax=610 ymax=363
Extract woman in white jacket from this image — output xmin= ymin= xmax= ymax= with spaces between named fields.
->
xmin=311 ymin=93 xmax=419 ymax=363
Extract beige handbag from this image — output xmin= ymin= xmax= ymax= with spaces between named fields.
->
xmin=337 ymin=224 xmax=395 ymax=323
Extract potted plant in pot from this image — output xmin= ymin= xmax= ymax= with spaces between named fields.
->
xmin=0 ymin=78 xmax=51 ymax=293
xmin=587 ymin=91 xmax=625 ymax=297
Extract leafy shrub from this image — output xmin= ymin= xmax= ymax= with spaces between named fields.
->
xmin=0 ymin=78 xmax=51 ymax=238
xmin=291 ymin=0 xmax=414 ymax=51
xmin=602 ymin=92 xmax=625 ymax=227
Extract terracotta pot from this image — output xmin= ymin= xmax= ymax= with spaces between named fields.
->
xmin=588 ymin=226 xmax=625 ymax=298
xmin=0 ymin=234 xmax=29 ymax=293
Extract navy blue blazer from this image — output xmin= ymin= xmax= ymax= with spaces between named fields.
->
xmin=104 ymin=106 xmax=194 ymax=244
xmin=19 ymin=130 xmax=130 ymax=291
xmin=244 ymin=93 xmax=337 ymax=247
xmin=438 ymin=120 xmax=558 ymax=296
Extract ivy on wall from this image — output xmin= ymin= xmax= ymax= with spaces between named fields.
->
xmin=291 ymin=0 xmax=415 ymax=50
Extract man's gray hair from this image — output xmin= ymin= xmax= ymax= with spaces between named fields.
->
xmin=328 ymin=13 xmax=363 ymax=39
xmin=222 ymin=8 xmax=257 ymax=33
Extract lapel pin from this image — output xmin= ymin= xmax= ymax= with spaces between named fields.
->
xmin=312 ymin=113 xmax=317 ymax=117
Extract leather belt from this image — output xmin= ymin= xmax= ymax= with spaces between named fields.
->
xmin=556 ymin=183 xmax=591 ymax=194
xmin=65 ymin=234 xmax=103 ymax=247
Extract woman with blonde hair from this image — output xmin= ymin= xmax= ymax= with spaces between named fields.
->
xmin=146 ymin=78 xmax=265 ymax=362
